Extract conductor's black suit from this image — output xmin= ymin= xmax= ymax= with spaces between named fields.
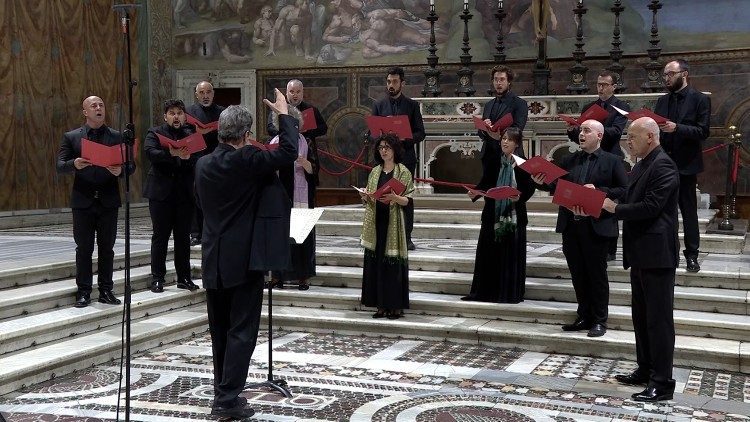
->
xmin=194 ymin=114 xmax=297 ymax=408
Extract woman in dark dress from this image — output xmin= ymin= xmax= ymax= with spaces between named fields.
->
xmin=463 ymin=127 xmax=535 ymax=303
xmin=358 ymin=134 xmax=415 ymax=319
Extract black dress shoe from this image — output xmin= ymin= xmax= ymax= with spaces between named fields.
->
xmin=151 ymin=279 xmax=164 ymax=293
xmin=561 ymin=318 xmax=591 ymax=331
xmin=631 ymin=386 xmax=673 ymax=402
xmin=686 ymin=256 xmax=700 ymax=273
xmin=614 ymin=370 xmax=649 ymax=386
xmin=98 ymin=290 xmax=121 ymax=305
xmin=372 ymin=311 xmax=387 ymax=319
xmin=298 ymin=280 xmax=310 ymax=291
xmin=74 ymin=292 xmax=91 ymax=308
xmin=177 ymin=278 xmax=199 ymax=291
xmin=211 ymin=396 xmax=254 ymax=419
xmin=407 ymin=240 xmax=416 ymax=251
xmin=460 ymin=295 xmax=476 ymax=301
xmin=587 ymin=323 xmax=606 ymax=337
xmin=189 ymin=236 xmax=201 ymax=246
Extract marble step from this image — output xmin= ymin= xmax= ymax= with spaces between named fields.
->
xmin=0 ymin=262 xmax=194 ymax=321
xmin=0 ymin=248 xmax=171 ymax=291
xmin=0 ymin=283 xmax=205 ymax=356
xmin=315 ymin=221 xmax=745 ymax=254
xmin=0 ymin=202 xmax=150 ymax=230
xmin=307 ymin=266 xmax=749 ymax=327
xmin=321 ymin=206 xmax=716 ymax=231
xmin=267 ymin=303 xmax=749 ymax=373
xmin=411 ymin=194 xmax=556 ymax=211
xmin=0 ymin=305 xmax=208 ymax=396
xmin=316 ymin=247 xmax=750 ymax=291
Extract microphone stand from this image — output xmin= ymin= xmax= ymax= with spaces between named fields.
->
xmin=113 ymin=4 xmax=140 ymax=421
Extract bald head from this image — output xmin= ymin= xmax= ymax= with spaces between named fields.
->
xmin=627 ymin=117 xmax=661 ymax=159
xmin=195 ymin=81 xmax=215 ymax=106
xmin=578 ymin=119 xmax=604 ymax=153
xmin=286 ymin=79 xmax=304 ymax=106
xmin=82 ymin=96 xmax=106 ymax=128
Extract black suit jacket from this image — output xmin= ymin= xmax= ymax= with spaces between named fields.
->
xmin=479 ymin=92 xmax=528 ymax=158
xmin=195 ymin=115 xmax=298 ymax=289
xmin=567 ymin=96 xmax=630 ymax=157
xmin=267 ymin=100 xmax=328 ymax=141
xmin=654 ymin=86 xmax=711 ymax=175
xmin=371 ymin=94 xmax=426 ymax=168
xmin=549 ymin=149 xmax=628 ymax=238
xmin=56 ymin=124 xmax=135 ymax=209
xmin=186 ymin=103 xmax=225 ymax=155
xmin=615 ymin=146 xmax=680 ymax=269
xmin=142 ymin=124 xmax=198 ymax=201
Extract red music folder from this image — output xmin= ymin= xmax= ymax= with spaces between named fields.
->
xmin=559 ymin=103 xmax=609 ymax=126
xmin=472 ymin=113 xmax=513 ymax=133
xmin=468 ymin=185 xmax=521 ymax=200
xmin=552 ymin=179 xmax=606 ymax=218
xmin=518 ymin=156 xmax=568 ymax=184
xmin=612 ymin=105 xmax=669 ymax=125
xmin=300 ymin=107 xmax=317 ymax=132
xmin=81 ymin=138 xmax=126 ymax=167
xmin=156 ymin=132 xmax=207 ymax=155
xmin=372 ymin=177 xmax=406 ymax=204
xmin=186 ymin=114 xmax=219 ymax=133
xmin=365 ymin=115 xmax=413 ymax=140
xmin=249 ymin=139 xmax=279 ymax=151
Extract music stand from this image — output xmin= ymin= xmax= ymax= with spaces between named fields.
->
xmin=248 ymin=208 xmax=324 ymax=398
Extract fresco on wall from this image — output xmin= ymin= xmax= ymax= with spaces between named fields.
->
xmin=171 ymin=0 xmax=750 ymax=70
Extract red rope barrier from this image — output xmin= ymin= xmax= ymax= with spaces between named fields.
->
xmin=702 ymin=143 xmax=729 ymax=154
xmin=318 ymin=146 xmax=369 ymax=176
xmin=732 ymin=148 xmax=740 ymax=183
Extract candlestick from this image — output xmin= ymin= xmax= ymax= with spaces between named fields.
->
xmin=464 ymin=0 xmax=468 ymax=10
xmin=430 ymin=0 xmax=434 ymax=5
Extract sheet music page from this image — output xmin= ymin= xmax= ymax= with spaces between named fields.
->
xmin=289 ymin=208 xmax=324 ymax=244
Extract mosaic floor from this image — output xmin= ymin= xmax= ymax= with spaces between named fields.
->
xmin=1 ymin=330 xmax=749 ymax=421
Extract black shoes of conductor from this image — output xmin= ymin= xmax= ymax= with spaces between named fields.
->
xmin=211 ymin=396 xmax=255 ymax=420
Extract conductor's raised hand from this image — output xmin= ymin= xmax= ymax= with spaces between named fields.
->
xmin=263 ymin=88 xmax=289 ymax=116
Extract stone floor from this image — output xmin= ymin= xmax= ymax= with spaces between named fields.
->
xmin=1 ymin=329 xmax=750 ymax=421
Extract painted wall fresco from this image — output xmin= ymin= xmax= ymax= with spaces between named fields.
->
xmin=171 ymin=0 xmax=750 ymax=70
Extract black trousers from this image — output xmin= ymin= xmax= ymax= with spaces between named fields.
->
xmin=72 ymin=202 xmax=118 ymax=294
xmin=562 ymin=219 xmax=610 ymax=325
xmin=630 ymin=267 xmax=676 ymax=392
xmin=403 ymin=159 xmax=416 ymax=242
xmin=148 ymin=198 xmax=194 ymax=281
xmin=678 ymin=173 xmax=699 ymax=256
xmin=191 ymin=203 xmax=204 ymax=240
xmin=206 ymin=274 xmax=264 ymax=407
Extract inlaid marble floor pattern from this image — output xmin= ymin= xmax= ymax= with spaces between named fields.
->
xmin=1 ymin=330 xmax=749 ymax=421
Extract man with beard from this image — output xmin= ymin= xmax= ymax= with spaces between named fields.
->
xmin=267 ymin=79 xmax=328 ymax=144
xmin=56 ymin=96 xmax=136 ymax=308
xmin=566 ymin=70 xmax=630 ymax=261
xmin=653 ymin=59 xmax=710 ymax=273
xmin=479 ymin=65 xmax=528 ymax=156
xmin=143 ymin=99 xmax=201 ymax=294
xmin=371 ymin=67 xmax=426 ymax=251
xmin=186 ymin=81 xmax=225 ymax=246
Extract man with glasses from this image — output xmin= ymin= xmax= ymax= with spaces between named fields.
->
xmin=654 ymin=59 xmax=711 ymax=273
xmin=566 ymin=70 xmax=630 ymax=261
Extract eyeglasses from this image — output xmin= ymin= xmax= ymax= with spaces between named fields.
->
xmin=377 ymin=145 xmax=392 ymax=151
xmin=662 ymin=70 xmax=685 ymax=78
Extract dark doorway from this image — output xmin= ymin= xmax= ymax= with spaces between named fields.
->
xmin=214 ymin=87 xmax=241 ymax=107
